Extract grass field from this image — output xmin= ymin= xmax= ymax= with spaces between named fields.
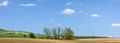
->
xmin=0 ymin=38 xmax=120 ymax=43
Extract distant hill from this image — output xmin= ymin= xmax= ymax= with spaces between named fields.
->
xmin=0 ymin=29 xmax=13 ymax=33
xmin=0 ymin=29 xmax=45 ymax=38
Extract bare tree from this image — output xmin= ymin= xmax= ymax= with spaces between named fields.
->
xmin=43 ymin=28 xmax=51 ymax=39
xmin=57 ymin=27 xmax=61 ymax=39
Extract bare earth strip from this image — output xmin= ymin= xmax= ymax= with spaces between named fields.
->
xmin=0 ymin=38 xmax=120 ymax=43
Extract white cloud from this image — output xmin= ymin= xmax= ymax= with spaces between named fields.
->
xmin=20 ymin=3 xmax=36 ymax=7
xmin=61 ymin=8 xmax=75 ymax=14
xmin=65 ymin=1 xmax=73 ymax=6
xmin=112 ymin=23 xmax=120 ymax=27
xmin=91 ymin=13 xmax=101 ymax=17
xmin=0 ymin=0 xmax=9 ymax=6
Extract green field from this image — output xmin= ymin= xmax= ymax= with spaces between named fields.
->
xmin=0 ymin=29 xmax=45 ymax=38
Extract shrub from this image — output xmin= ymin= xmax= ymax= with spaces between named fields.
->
xmin=29 ymin=33 xmax=35 ymax=38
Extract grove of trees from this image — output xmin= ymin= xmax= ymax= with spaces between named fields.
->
xmin=43 ymin=27 xmax=74 ymax=40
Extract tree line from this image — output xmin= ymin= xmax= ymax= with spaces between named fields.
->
xmin=0 ymin=28 xmax=109 ymax=39
xmin=43 ymin=27 xmax=74 ymax=40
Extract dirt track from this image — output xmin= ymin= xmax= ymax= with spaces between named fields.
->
xmin=0 ymin=38 xmax=120 ymax=43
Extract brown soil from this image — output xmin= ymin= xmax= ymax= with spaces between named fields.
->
xmin=0 ymin=38 xmax=120 ymax=43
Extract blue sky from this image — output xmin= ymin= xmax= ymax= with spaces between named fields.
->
xmin=0 ymin=0 xmax=120 ymax=37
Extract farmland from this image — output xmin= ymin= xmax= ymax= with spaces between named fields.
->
xmin=0 ymin=38 xmax=120 ymax=43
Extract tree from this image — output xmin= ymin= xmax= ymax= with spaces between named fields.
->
xmin=43 ymin=28 xmax=51 ymax=39
xmin=23 ymin=34 xmax=27 ymax=38
xmin=57 ymin=27 xmax=61 ymax=39
xmin=63 ymin=27 xmax=74 ymax=40
xmin=29 ymin=33 xmax=35 ymax=38
xmin=43 ymin=27 xmax=74 ymax=40
xmin=52 ymin=28 xmax=57 ymax=39
xmin=52 ymin=27 xmax=61 ymax=39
